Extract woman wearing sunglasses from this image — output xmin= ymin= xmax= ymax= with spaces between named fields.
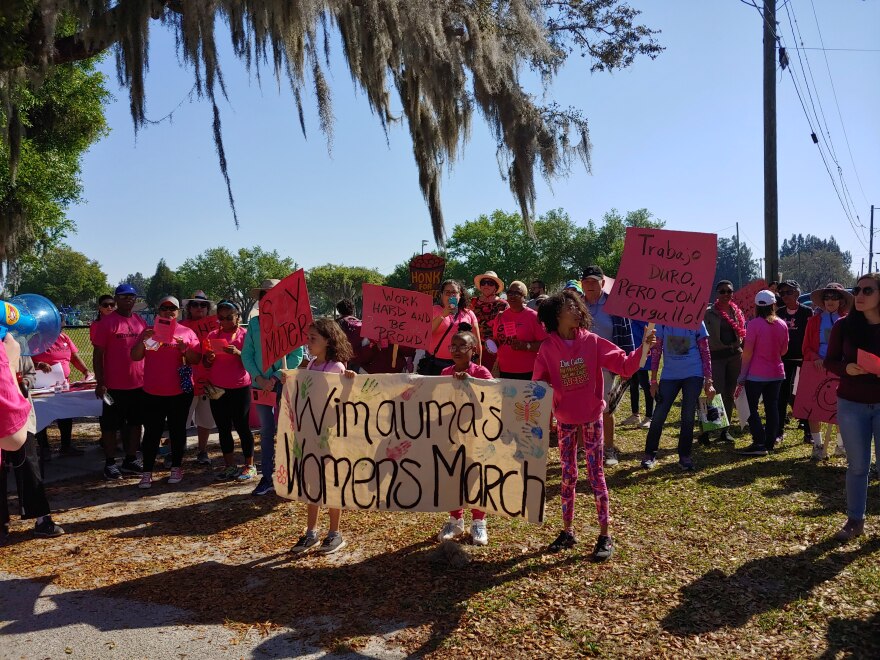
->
xmin=803 ymin=283 xmax=852 ymax=460
xmin=824 ymin=275 xmax=880 ymax=541
xmin=702 ymin=280 xmax=745 ymax=444
xmin=470 ymin=271 xmax=508 ymax=372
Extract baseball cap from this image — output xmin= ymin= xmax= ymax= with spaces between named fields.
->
xmin=780 ymin=280 xmax=801 ymax=292
xmin=563 ymin=280 xmax=584 ymax=295
xmin=115 ymin=283 xmax=137 ymax=296
xmin=157 ymin=295 xmax=181 ymax=309
xmin=581 ymin=265 xmax=604 ymax=281
xmin=755 ymin=290 xmax=777 ymax=307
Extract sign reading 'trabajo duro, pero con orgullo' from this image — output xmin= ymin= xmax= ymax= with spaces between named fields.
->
xmin=604 ymin=227 xmax=718 ymax=330
xmin=273 ymin=372 xmax=553 ymax=523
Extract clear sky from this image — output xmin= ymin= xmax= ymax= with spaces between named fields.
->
xmin=65 ymin=0 xmax=880 ymax=286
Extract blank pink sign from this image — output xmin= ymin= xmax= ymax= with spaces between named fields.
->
xmin=152 ymin=317 xmax=177 ymax=344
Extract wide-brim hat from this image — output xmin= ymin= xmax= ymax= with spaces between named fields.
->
xmin=474 ymin=271 xmax=504 ymax=293
xmin=181 ymin=290 xmax=215 ymax=307
xmin=249 ymin=278 xmax=281 ymax=299
xmin=810 ymin=282 xmax=853 ymax=312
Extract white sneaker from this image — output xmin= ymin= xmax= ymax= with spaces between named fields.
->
xmin=834 ymin=443 xmax=847 ymax=457
xmin=811 ymin=444 xmax=827 ymax=461
xmin=471 ymin=519 xmax=488 ymax=546
xmin=437 ymin=517 xmax=465 ymax=542
xmin=640 ymin=417 xmax=653 ymax=429
xmin=604 ymin=447 xmax=619 ymax=467
xmin=621 ymin=414 xmax=641 ymax=427
xmin=168 ymin=467 xmax=183 ymax=484
xmin=138 ymin=472 xmax=153 ymax=489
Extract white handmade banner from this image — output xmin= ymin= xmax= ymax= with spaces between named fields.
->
xmin=274 ymin=372 xmax=552 ymax=523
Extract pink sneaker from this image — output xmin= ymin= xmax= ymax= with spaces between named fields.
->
xmin=138 ymin=473 xmax=152 ymax=489
xmin=168 ymin=467 xmax=183 ymax=485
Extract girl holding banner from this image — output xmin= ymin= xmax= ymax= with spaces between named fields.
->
xmin=290 ymin=318 xmax=356 ymax=556
xmin=803 ymin=283 xmax=851 ymax=460
xmin=824 ymin=274 xmax=880 ymax=542
xmin=533 ymin=290 xmax=655 ymax=561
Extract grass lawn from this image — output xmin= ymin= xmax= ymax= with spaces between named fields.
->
xmin=2 ymin=392 xmax=878 ymax=657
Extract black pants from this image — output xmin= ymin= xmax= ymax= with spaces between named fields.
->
xmin=746 ymin=379 xmax=783 ymax=449
xmin=1 ymin=433 xmax=51 ymax=529
xmin=499 ymin=371 xmax=532 ymax=380
xmin=35 ymin=419 xmax=73 ymax=450
xmin=209 ymin=386 xmax=254 ymax=458
xmin=142 ymin=392 xmax=193 ymax=471
xmin=629 ymin=370 xmax=654 ymax=417
xmin=778 ymin=359 xmax=803 ymax=427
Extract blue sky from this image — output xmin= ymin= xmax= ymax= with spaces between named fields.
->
xmin=66 ymin=0 xmax=880 ymax=285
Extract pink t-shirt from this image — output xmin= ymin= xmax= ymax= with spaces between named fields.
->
xmin=430 ymin=306 xmax=479 ymax=360
xmin=181 ymin=317 xmax=218 ymax=395
xmin=493 ymin=307 xmax=547 ymax=374
xmin=0 ymin=343 xmax=30 ymax=439
xmin=205 ymin=328 xmax=251 ymax=389
xmin=140 ymin=325 xmax=201 ymax=396
xmin=90 ymin=312 xmax=147 ymax=390
xmin=307 ymin=358 xmax=346 ymax=374
xmin=440 ymin=362 xmax=493 ymax=380
xmin=742 ymin=317 xmax=789 ymax=380
xmin=31 ymin=332 xmax=80 ymax=379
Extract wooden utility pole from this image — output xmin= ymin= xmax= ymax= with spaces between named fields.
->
xmin=870 ymin=205 xmax=875 ymax=273
xmin=763 ymin=0 xmax=778 ymax=283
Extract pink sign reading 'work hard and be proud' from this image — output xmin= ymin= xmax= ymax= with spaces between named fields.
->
xmin=604 ymin=228 xmax=718 ymax=330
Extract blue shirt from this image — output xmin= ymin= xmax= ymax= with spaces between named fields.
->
xmin=630 ymin=319 xmax=650 ymax=372
xmin=819 ymin=312 xmax=839 ymax=360
xmin=588 ymin=293 xmax=614 ymax=342
xmin=657 ymin=323 xmax=708 ymax=381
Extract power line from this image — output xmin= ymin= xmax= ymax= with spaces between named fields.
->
xmin=786 ymin=46 xmax=880 ymax=52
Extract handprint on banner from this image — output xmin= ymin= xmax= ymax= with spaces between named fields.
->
xmin=514 ymin=431 xmax=545 ymax=461
xmin=474 ymin=443 xmax=497 ymax=462
xmin=318 ymin=428 xmax=331 ymax=450
xmin=299 ymin=375 xmax=313 ymax=400
xmin=514 ymin=399 xmax=541 ymax=424
xmin=524 ymin=381 xmax=547 ymax=402
xmin=282 ymin=390 xmax=297 ymax=428
xmin=274 ymin=464 xmax=287 ymax=485
xmin=400 ymin=380 xmax=425 ymax=401
xmin=359 ymin=377 xmax=381 ymax=400
xmin=292 ymin=436 xmax=303 ymax=459
xmin=502 ymin=384 xmax=518 ymax=399
xmin=499 ymin=429 xmax=520 ymax=447
xmin=386 ymin=440 xmax=412 ymax=461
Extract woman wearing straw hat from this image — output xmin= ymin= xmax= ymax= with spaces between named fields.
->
xmin=803 ymin=283 xmax=852 ymax=460
xmin=471 ymin=270 xmax=508 ymax=372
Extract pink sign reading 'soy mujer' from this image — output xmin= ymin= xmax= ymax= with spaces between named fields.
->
xmin=604 ymin=228 xmax=718 ymax=330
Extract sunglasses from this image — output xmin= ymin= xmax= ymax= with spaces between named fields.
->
xmin=778 ymin=289 xmax=796 ymax=296
xmin=480 ymin=279 xmax=497 ymax=287
xmin=100 ymin=302 xmax=116 ymax=308
xmin=717 ymin=289 xmax=733 ymax=295
xmin=822 ymin=294 xmax=842 ymax=301
xmin=158 ymin=306 xmax=178 ymax=312
xmin=852 ymin=286 xmax=877 ymax=297
xmin=189 ymin=301 xmax=209 ymax=308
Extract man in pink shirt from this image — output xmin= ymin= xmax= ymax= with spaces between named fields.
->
xmin=91 ymin=284 xmax=146 ymax=480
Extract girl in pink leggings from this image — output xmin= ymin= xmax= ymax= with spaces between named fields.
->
xmin=533 ymin=291 xmax=654 ymax=561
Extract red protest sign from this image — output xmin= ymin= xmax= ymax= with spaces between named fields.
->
xmin=792 ymin=364 xmax=839 ymax=424
xmin=409 ymin=253 xmax=445 ymax=298
xmin=731 ymin=279 xmax=767 ymax=319
xmin=605 ymin=228 xmax=717 ymax=330
xmin=182 ymin=315 xmax=218 ymax=341
xmin=361 ymin=284 xmax=433 ymax=350
xmin=857 ymin=349 xmax=880 ymax=376
xmin=259 ymin=269 xmax=313 ymax=368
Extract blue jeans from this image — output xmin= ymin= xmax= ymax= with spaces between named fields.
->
xmin=644 ymin=376 xmax=703 ymax=458
xmin=836 ymin=397 xmax=880 ymax=521
xmin=255 ymin=382 xmax=283 ymax=481
xmin=745 ymin=379 xmax=782 ymax=449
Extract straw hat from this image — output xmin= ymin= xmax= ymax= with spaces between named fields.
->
xmin=249 ymin=278 xmax=281 ymax=299
xmin=473 ymin=270 xmax=504 ymax=292
xmin=809 ymin=282 xmax=853 ymax=312
xmin=181 ymin=290 xmax=215 ymax=307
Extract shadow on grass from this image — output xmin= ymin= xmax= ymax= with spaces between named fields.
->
xmin=819 ymin=610 xmax=880 ymax=659
xmin=662 ymin=536 xmax=880 ymax=637
xmin=3 ymin=542 xmax=579 ymax=657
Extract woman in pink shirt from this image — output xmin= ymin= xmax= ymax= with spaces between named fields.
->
xmin=493 ymin=280 xmax=546 ymax=379
xmin=421 ymin=280 xmax=481 ymax=374
xmin=736 ymin=290 xmax=789 ymax=456
xmin=203 ymin=301 xmax=255 ymax=481
xmin=533 ymin=290 xmax=655 ymax=561
xmin=130 ymin=296 xmax=201 ymax=488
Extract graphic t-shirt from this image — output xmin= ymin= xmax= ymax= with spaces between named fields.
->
xmin=141 ymin=325 xmax=201 ymax=396
xmin=494 ymin=307 xmax=547 ymax=374
xmin=90 ymin=312 xmax=147 ymax=390
xmin=656 ymin=324 xmax=709 ymax=381
xmin=470 ymin=297 xmax=509 ymax=344
xmin=777 ymin=304 xmax=812 ymax=360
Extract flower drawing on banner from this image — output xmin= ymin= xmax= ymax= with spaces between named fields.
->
xmin=358 ymin=377 xmax=381 ymax=400
xmin=299 ymin=375 xmax=313 ymax=400
xmin=274 ymin=464 xmax=287 ymax=484
xmin=514 ymin=400 xmax=541 ymax=424
xmin=524 ymin=382 xmax=547 ymax=401
xmin=400 ymin=380 xmax=424 ymax=401
xmin=386 ymin=440 xmax=412 ymax=461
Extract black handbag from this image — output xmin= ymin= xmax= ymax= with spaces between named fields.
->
xmin=417 ymin=311 xmax=459 ymax=375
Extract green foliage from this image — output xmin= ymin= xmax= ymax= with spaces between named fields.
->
xmin=715 ymin=236 xmax=761 ymax=289
xmin=0 ymin=53 xmax=109 ymax=266
xmin=119 ymin=272 xmax=150 ymax=298
xmin=779 ymin=250 xmax=854 ymax=292
xmin=780 ymin=234 xmax=852 ymax=270
xmin=440 ymin=207 xmax=663 ymax=292
xmin=306 ymin=264 xmax=386 ymax=316
xmin=384 ymin=257 xmax=419 ymax=291
xmin=176 ymin=246 xmax=297 ymax=318
xmin=145 ymin=259 xmax=180 ymax=307
xmin=14 ymin=244 xmax=109 ymax=307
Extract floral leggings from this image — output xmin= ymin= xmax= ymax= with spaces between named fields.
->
xmin=558 ymin=419 xmax=609 ymax=529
